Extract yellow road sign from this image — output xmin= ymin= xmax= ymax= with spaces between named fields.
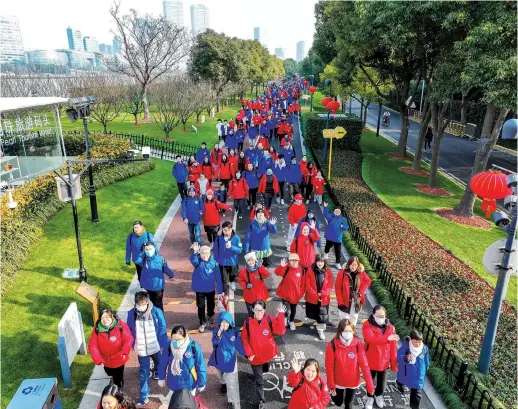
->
xmin=322 ymin=127 xmax=347 ymax=139
xmin=335 ymin=126 xmax=346 ymax=138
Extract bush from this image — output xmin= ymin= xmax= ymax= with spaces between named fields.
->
xmin=302 ymin=112 xmax=363 ymax=151
xmin=0 ymin=135 xmax=154 ymax=295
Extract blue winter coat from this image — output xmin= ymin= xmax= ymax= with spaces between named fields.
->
xmin=208 ymin=311 xmax=246 ymax=373
xmin=248 ymin=125 xmax=258 ymax=139
xmin=286 ymin=164 xmax=302 ymax=183
xmin=135 ymin=252 xmax=174 ymax=291
xmin=158 ymin=338 xmax=207 ymax=391
xmin=226 ymin=134 xmax=239 ymax=150
xmin=281 ymin=148 xmax=296 ymax=162
xmin=397 ymin=338 xmax=430 ymax=390
xmin=196 ymin=148 xmax=210 ymax=165
xmin=172 ymin=162 xmax=188 ymax=183
xmin=190 ymin=253 xmax=224 ymax=294
xmin=236 ymin=130 xmax=246 ymax=143
xmin=259 ymin=124 xmax=269 ymax=136
xmin=243 ymin=169 xmax=260 ymax=189
xmin=213 ymin=232 xmax=242 ymax=267
xmin=258 ymin=156 xmax=274 ymax=175
xmin=127 ymin=305 xmax=168 ymax=350
xmin=268 ymin=118 xmax=279 ymax=131
xmin=244 ymin=219 xmax=277 ymax=253
xmin=273 ymin=162 xmax=289 ymax=182
xmin=245 ymin=148 xmax=258 ymax=167
xmin=126 ymin=231 xmax=158 ymax=264
xmin=323 ymin=206 xmax=349 ymax=243
xmin=181 ymin=196 xmax=205 ymax=224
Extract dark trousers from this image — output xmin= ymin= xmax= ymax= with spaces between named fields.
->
xmin=265 ymin=196 xmax=273 ymax=210
xmin=148 ymin=290 xmax=164 ymax=311
xmin=305 ymin=184 xmax=313 ymax=201
xmin=177 ymin=182 xmax=187 ymax=199
xmin=234 ymin=198 xmax=245 ymax=216
xmin=219 ymin=265 xmax=236 ymax=294
xmin=331 ymin=387 xmax=356 ymax=409
xmin=196 ymin=291 xmax=215 ymax=325
xmin=277 ymin=182 xmax=285 ymax=200
xmin=248 ymin=188 xmax=258 ymax=206
xmin=410 ymin=388 xmax=422 ymax=409
xmin=325 ymin=240 xmax=342 ymax=264
xmin=220 ymin=179 xmax=230 ymax=202
xmin=260 ymin=255 xmax=271 ymax=268
xmin=246 ymin=302 xmax=254 ymax=316
xmin=424 ymin=139 xmax=432 ymax=150
xmin=205 ymin=225 xmax=219 ymax=243
xmin=238 ymin=142 xmax=244 ymax=152
xmin=104 ymin=365 xmax=125 ymax=388
xmin=136 ymin=264 xmax=143 ymax=282
xmin=251 ymin=362 xmax=270 ymax=403
xmin=281 ymin=300 xmax=298 ymax=322
xmin=368 ymin=369 xmax=389 ymax=397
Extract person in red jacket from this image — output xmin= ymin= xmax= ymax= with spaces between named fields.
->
xmin=274 ymin=253 xmax=305 ymax=332
xmin=218 ymin=154 xmax=233 ymax=192
xmin=287 ymin=357 xmax=330 ymax=409
xmin=228 ymin=149 xmax=239 ymax=176
xmin=287 ymin=194 xmax=307 ymax=250
xmin=325 ymin=319 xmax=374 ymax=409
xmin=237 ymin=252 xmax=270 ymax=316
xmin=257 ymin=169 xmax=279 ymax=211
xmin=305 ymin=256 xmax=333 ymax=340
xmin=312 ymin=169 xmax=325 ymax=207
xmin=302 ymin=162 xmax=317 ymax=204
xmin=256 ymin=134 xmax=270 ymax=150
xmin=228 ymin=171 xmax=249 ymax=219
xmin=203 ymin=189 xmax=230 ymax=246
xmin=88 ymin=308 xmax=134 ymax=388
xmin=290 ymin=221 xmax=320 ymax=270
xmin=362 ymin=305 xmax=400 ymax=409
xmin=211 ymin=144 xmax=223 ymax=177
xmin=298 ymin=155 xmax=309 ymax=195
xmin=188 ymin=158 xmax=201 ymax=185
xmin=249 ymin=201 xmax=270 ymax=221
xmin=97 ymin=382 xmax=136 ymax=409
xmin=201 ymin=157 xmax=213 ymax=184
xmin=336 ymin=256 xmax=372 ymax=326
xmin=241 ymin=300 xmax=287 ymax=409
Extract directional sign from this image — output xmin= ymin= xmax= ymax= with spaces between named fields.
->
xmin=322 ymin=127 xmax=347 ymax=139
xmin=335 ymin=126 xmax=346 ymax=139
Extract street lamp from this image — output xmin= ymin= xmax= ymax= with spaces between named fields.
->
xmin=321 ymin=96 xmax=334 ymax=161
xmin=309 ymin=86 xmax=317 ymax=112
xmin=66 ymin=96 xmax=98 ymax=222
xmin=325 ymin=79 xmax=332 ymax=98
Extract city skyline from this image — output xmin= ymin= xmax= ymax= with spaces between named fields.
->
xmin=190 ymin=4 xmax=209 ymax=36
xmin=296 ymin=40 xmax=305 ymax=62
xmin=0 ymin=15 xmax=25 ymax=63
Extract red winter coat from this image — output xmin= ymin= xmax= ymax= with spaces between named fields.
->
xmin=88 ymin=319 xmax=133 ymax=368
xmin=237 ymin=265 xmax=269 ymax=304
xmin=299 ymin=161 xmax=308 ymax=175
xmin=252 ymin=114 xmax=263 ymax=126
xmin=335 ymin=269 xmax=371 ymax=308
xmin=288 ymin=203 xmax=307 ymax=225
xmin=229 ymin=120 xmax=235 ymax=129
xmin=257 ymin=136 xmax=270 ymax=150
xmin=201 ymin=164 xmax=214 ymax=180
xmin=325 ymin=336 xmax=374 ymax=393
xmin=188 ymin=164 xmax=201 ymax=183
xmin=362 ymin=319 xmax=398 ymax=372
xmin=228 ymin=155 xmax=239 ymax=175
xmin=286 ymin=124 xmax=294 ymax=137
xmin=287 ymin=372 xmax=330 ymax=409
xmin=290 ymin=223 xmax=320 ymax=268
xmin=203 ymin=199 xmax=230 ymax=226
xmin=312 ymin=176 xmax=325 ymax=195
xmin=305 ymin=267 xmax=333 ymax=306
xmin=249 ymin=208 xmax=270 ymax=221
xmin=241 ymin=313 xmax=286 ymax=364
xmin=229 ymin=178 xmax=249 ymax=200
xmin=211 ymin=148 xmax=223 ymax=165
xmin=303 ymin=167 xmax=317 ymax=184
xmin=194 ymin=178 xmax=211 ymax=196
xmin=258 ymin=175 xmax=279 ymax=195
xmin=274 ymin=265 xmax=305 ymax=304
xmin=218 ymin=162 xmax=233 ymax=180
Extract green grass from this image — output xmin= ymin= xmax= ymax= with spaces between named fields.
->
xmin=300 ymin=90 xmax=328 ymax=113
xmin=1 ymin=159 xmax=177 ymax=409
xmin=360 ymin=130 xmax=515 ymax=305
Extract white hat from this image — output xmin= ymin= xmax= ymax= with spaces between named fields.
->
xmin=244 ymin=252 xmax=257 ymax=262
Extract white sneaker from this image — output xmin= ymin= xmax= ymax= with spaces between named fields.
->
xmin=317 ymin=330 xmax=325 ymax=340
xmin=335 ymin=263 xmax=342 ymax=269
xmin=306 ymin=200 xmax=310 ymax=204
xmin=323 ymin=253 xmax=329 ymax=260
xmin=230 ymin=282 xmax=236 ymax=291
xmin=209 ymin=243 xmax=214 ymax=249
xmin=365 ymin=397 xmax=374 ymax=409
xmin=276 ymin=197 xmax=281 ymax=204
xmin=375 ymin=396 xmax=385 ymax=408
xmin=198 ymin=324 xmax=206 ymax=333
xmin=281 ymin=199 xmax=285 ymax=205
xmin=289 ymin=322 xmax=296 ymax=331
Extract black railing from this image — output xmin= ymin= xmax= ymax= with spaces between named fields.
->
xmin=307 ymin=143 xmax=500 ymax=409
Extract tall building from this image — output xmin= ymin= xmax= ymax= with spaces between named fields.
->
xmin=66 ymin=27 xmax=83 ymax=51
xmin=83 ymin=36 xmax=99 ymax=53
xmin=25 ymin=50 xmax=69 ymax=66
xmin=112 ymin=36 xmax=122 ymax=54
xmin=254 ymin=27 xmax=260 ymax=42
xmin=99 ymin=43 xmax=113 ymax=54
xmin=163 ymin=1 xmax=184 ymax=27
xmin=190 ymin=4 xmax=209 ymax=36
xmin=275 ymin=48 xmax=285 ymax=60
xmin=0 ymin=15 xmax=25 ymax=63
xmin=296 ymin=41 xmax=305 ymax=62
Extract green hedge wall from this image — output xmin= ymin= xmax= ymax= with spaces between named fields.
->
xmin=302 ymin=112 xmax=363 ymax=151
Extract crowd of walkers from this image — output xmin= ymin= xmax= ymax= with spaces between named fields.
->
xmin=91 ymin=81 xmax=430 ymax=409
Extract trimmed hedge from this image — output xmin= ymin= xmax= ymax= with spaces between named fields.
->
xmin=0 ymin=135 xmax=155 ymax=295
xmin=302 ymin=112 xmax=363 ymax=151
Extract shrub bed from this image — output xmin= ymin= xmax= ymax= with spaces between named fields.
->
xmin=0 ymin=134 xmax=155 ymax=295
xmin=303 ymin=112 xmax=363 ymax=151
xmin=312 ymin=146 xmax=517 ymax=407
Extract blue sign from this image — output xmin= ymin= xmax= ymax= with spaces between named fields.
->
xmin=7 ymin=378 xmax=62 ymax=409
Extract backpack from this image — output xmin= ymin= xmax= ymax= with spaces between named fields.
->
xmin=246 ymin=267 xmax=264 ymax=285
xmin=130 ymin=231 xmax=151 ymax=251
xmin=244 ymin=316 xmax=273 ymax=339
xmin=330 ymin=338 xmax=359 ymax=354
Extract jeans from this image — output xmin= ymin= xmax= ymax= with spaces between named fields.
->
xmin=248 ymin=188 xmax=258 ymax=207
xmin=331 ymin=388 xmax=356 ymax=409
xmin=196 ymin=291 xmax=215 ymax=325
xmin=325 ymin=240 xmax=342 ymax=264
xmin=410 ymin=388 xmax=423 ymax=409
xmin=204 ymin=225 xmax=219 ymax=243
xmin=251 ymin=362 xmax=270 ymax=403
xmin=314 ymin=194 xmax=322 ymax=205
xmin=138 ymin=352 xmax=160 ymax=402
xmin=187 ymin=222 xmax=202 ymax=244
xmin=148 ymin=290 xmax=164 ymax=311
xmin=287 ymin=224 xmax=297 ymax=247
xmin=368 ymin=369 xmax=389 ymax=397
xmin=265 ymin=196 xmax=273 ymax=210
xmin=104 ymin=365 xmax=125 ymax=388
xmin=234 ymin=198 xmax=245 ymax=216
xmin=287 ymin=183 xmax=299 ymax=201
xmin=177 ymin=182 xmax=187 ymax=199
xmin=219 ymin=265 xmax=237 ymax=295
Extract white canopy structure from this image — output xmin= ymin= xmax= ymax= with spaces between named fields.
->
xmin=0 ymin=97 xmax=69 ymax=113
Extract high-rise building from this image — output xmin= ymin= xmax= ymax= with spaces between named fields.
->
xmin=0 ymin=15 xmax=25 ymax=63
xmin=99 ymin=43 xmax=113 ymax=54
xmin=83 ymin=36 xmax=99 ymax=53
xmin=25 ymin=50 xmax=69 ymax=66
xmin=254 ymin=27 xmax=260 ymax=42
xmin=190 ymin=4 xmax=209 ymax=36
xmin=296 ymin=41 xmax=305 ymax=62
xmin=275 ymin=48 xmax=285 ymax=60
xmin=112 ymin=36 xmax=122 ymax=54
xmin=66 ymin=27 xmax=83 ymax=51
xmin=163 ymin=1 xmax=184 ymax=27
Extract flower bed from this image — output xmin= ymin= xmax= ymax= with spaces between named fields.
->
xmin=415 ymin=183 xmax=453 ymax=197
xmin=400 ymin=167 xmax=429 ymax=177
xmin=313 ymin=147 xmax=517 ymax=407
xmin=387 ymin=152 xmax=411 ymax=160
xmin=436 ymin=208 xmax=492 ymax=230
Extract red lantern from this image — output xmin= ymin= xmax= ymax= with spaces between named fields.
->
xmin=470 ymin=170 xmax=512 ymax=218
xmin=326 ymin=100 xmax=341 ymax=114
xmin=303 ymin=80 xmax=309 ymax=88
xmin=309 ymin=85 xmax=317 ymax=95
xmin=321 ymin=97 xmax=333 ymax=107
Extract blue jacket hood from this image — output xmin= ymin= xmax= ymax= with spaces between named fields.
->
xmin=218 ymin=310 xmax=234 ymax=327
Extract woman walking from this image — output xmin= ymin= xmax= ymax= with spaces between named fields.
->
xmin=244 ymin=209 xmax=277 ymax=267
xmin=274 ymin=254 xmax=305 ymax=331
xmin=287 ymin=357 xmax=330 ymax=409
xmin=305 ymin=256 xmax=333 ymax=340
xmin=257 ymin=168 xmax=279 ymax=212
xmin=237 ymin=252 xmax=270 ymax=316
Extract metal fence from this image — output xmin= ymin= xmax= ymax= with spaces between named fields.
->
xmin=309 ymin=144 xmax=500 ymax=409
xmin=408 ymin=108 xmax=478 ymax=140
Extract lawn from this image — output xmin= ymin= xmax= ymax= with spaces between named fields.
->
xmin=0 ymin=159 xmax=177 ymax=409
xmin=360 ymin=130 xmax=515 ymax=305
xmin=300 ymin=90 xmax=328 ymax=113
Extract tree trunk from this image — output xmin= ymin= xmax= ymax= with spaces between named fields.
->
xmin=428 ymin=103 xmax=450 ymax=188
xmin=183 ymin=121 xmax=187 ymax=131
xmin=397 ymin=105 xmax=410 ymax=157
xmin=141 ymin=85 xmax=150 ymax=120
xmin=453 ymin=104 xmax=508 ymax=217
xmin=216 ymin=92 xmax=221 ymax=113
xmin=363 ymin=103 xmax=369 ymax=127
xmin=412 ymin=102 xmax=431 ymax=171
xmin=104 ymin=124 xmax=108 ymax=133
xmin=196 ymin=112 xmax=200 ymax=122
xmin=133 ymin=113 xmax=138 ymax=125
xmin=460 ymin=90 xmax=467 ymax=126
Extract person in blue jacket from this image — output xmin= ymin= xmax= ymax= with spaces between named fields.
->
xmin=259 ymin=120 xmax=269 ymax=138
xmin=127 ymin=290 xmax=168 ymax=406
xmin=273 ymin=154 xmax=289 ymax=205
xmin=172 ymin=155 xmax=189 ymax=199
xmin=182 ymin=186 xmax=205 ymax=245
xmin=294 ymin=209 xmax=322 ymax=248
xmin=244 ymin=209 xmax=278 ymax=267
xmin=245 ymin=145 xmax=258 ymax=168
xmin=248 ymin=123 xmax=258 ymax=145
xmin=286 ymin=157 xmax=302 ymax=202
xmin=195 ymin=142 xmax=210 ymax=165
xmin=396 ymin=329 xmax=430 ymax=409
xmin=243 ymin=163 xmax=260 ymax=209
xmin=322 ymin=202 xmax=349 ymax=269
xmin=135 ymin=242 xmax=174 ymax=311
xmin=208 ymin=311 xmax=245 ymax=409
xmin=236 ymin=127 xmax=246 ymax=152
xmin=258 ymin=150 xmax=274 ymax=176
xmin=158 ymin=325 xmax=207 ymax=397
xmin=125 ymin=221 xmax=158 ymax=281
xmin=281 ymin=143 xmax=296 ymax=162
xmin=191 ymin=242 xmax=224 ymax=333
xmin=213 ymin=221 xmax=243 ymax=294
xmin=226 ymin=129 xmax=239 ymax=152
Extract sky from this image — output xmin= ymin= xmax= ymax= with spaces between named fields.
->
xmin=2 ymin=0 xmax=318 ymax=60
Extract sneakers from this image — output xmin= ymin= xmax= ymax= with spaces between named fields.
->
xmin=227 ymin=403 xmax=235 ymax=409
xmin=209 ymin=242 xmax=214 ymax=249
xmin=198 ymin=324 xmax=206 ymax=333
xmin=247 ymin=205 xmax=251 ymax=210
xmin=220 ymin=383 xmax=227 ymax=395
xmin=335 ymin=263 xmax=342 ymax=269
xmin=230 ymin=282 xmax=236 ymax=291
xmin=152 ymin=371 xmax=159 ymax=380
xmin=375 ymin=395 xmax=385 ymax=408
xmin=281 ymin=199 xmax=285 ymax=205
xmin=136 ymin=398 xmax=149 ymax=406
xmin=208 ymin=315 xmax=216 ymax=325
xmin=276 ymin=197 xmax=281 ymax=204
xmin=317 ymin=329 xmax=325 ymax=340
xmin=289 ymin=322 xmax=296 ymax=331
xmin=239 ymin=214 xmax=243 ymax=219
xmin=306 ymin=200 xmax=310 ymax=204
xmin=257 ymin=401 xmax=266 ymax=409
xmin=323 ymin=253 xmax=329 ymax=260
xmin=365 ymin=397 xmax=374 ymax=409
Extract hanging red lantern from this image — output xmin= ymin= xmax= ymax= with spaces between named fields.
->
xmin=470 ymin=170 xmax=512 ymax=218
xmin=303 ymin=80 xmax=309 ymax=88
xmin=326 ymin=100 xmax=341 ymax=114
xmin=321 ymin=97 xmax=333 ymax=107
xmin=309 ymin=85 xmax=317 ymax=95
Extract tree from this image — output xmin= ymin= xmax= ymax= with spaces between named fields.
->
xmin=151 ymin=79 xmax=182 ymax=139
xmin=299 ymin=49 xmax=324 ymax=83
xmin=191 ymin=81 xmax=213 ymax=123
xmin=312 ymin=1 xmax=338 ymax=66
xmin=283 ymin=58 xmax=298 ymax=78
xmin=105 ymin=2 xmax=191 ymax=121
xmin=122 ymin=84 xmax=144 ymax=124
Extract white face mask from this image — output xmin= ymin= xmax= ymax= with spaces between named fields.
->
xmin=375 ymin=317 xmax=386 ymax=326
xmin=342 ymin=332 xmax=353 ymax=342
xmin=136 ymin=304 xmax=148 ymax=312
